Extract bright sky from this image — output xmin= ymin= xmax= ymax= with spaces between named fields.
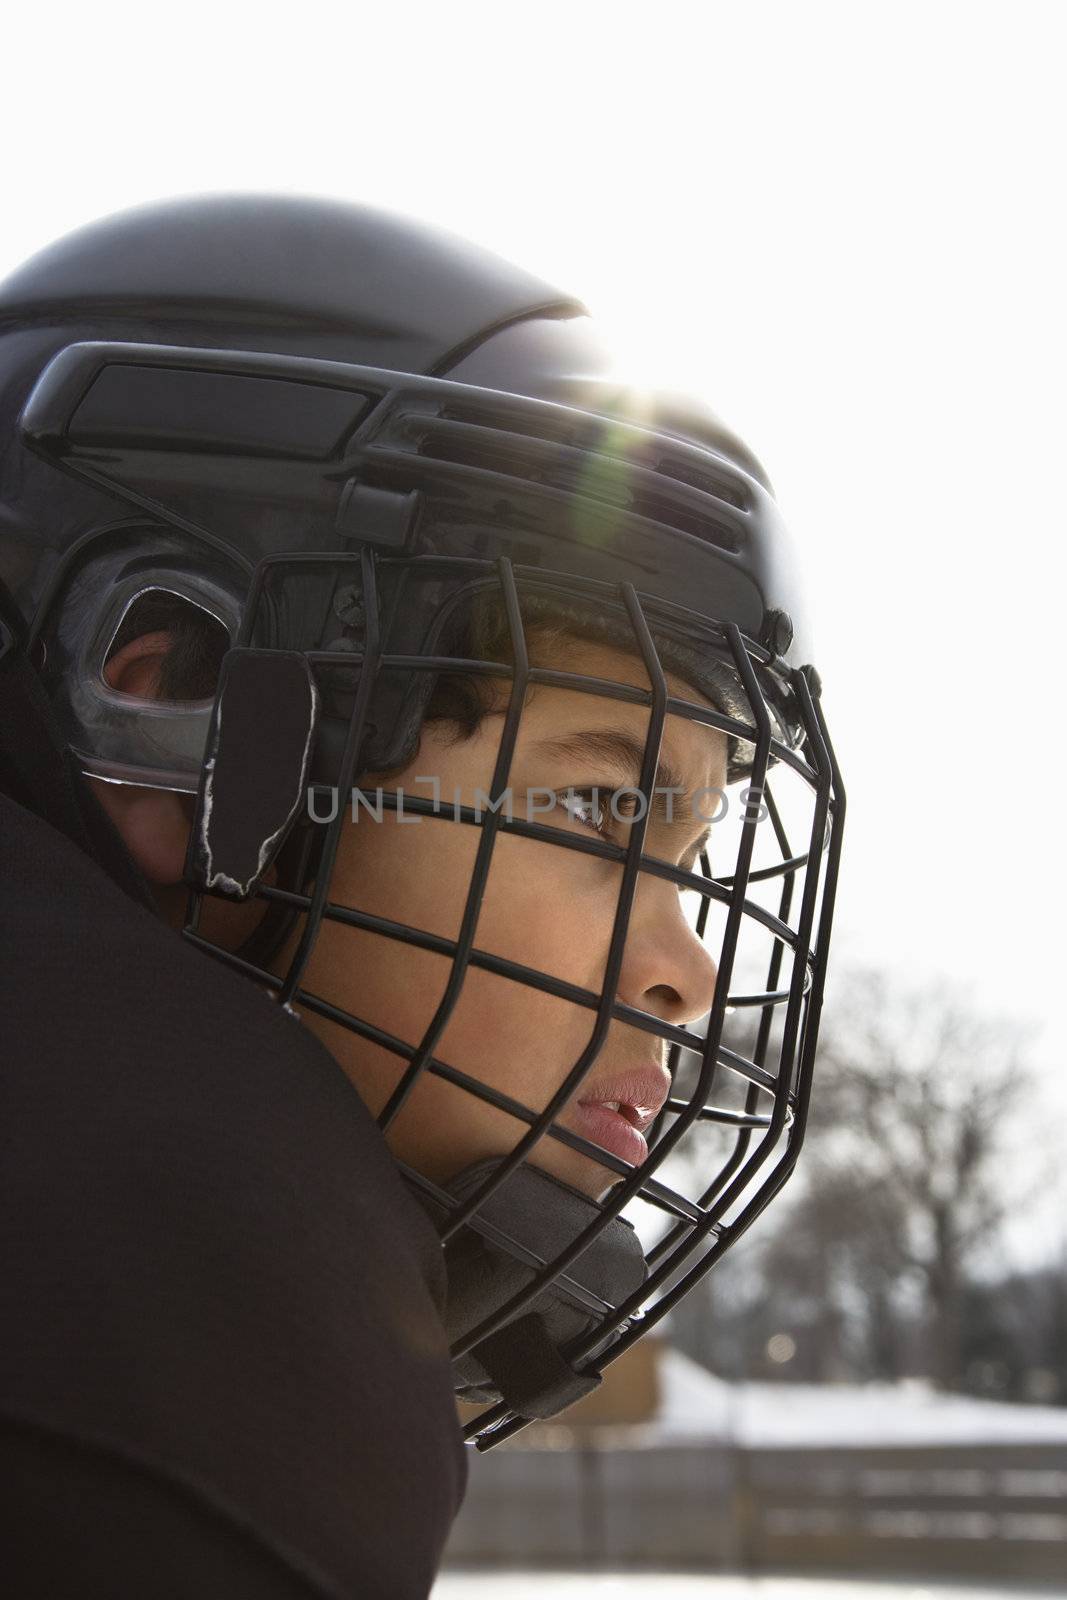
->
xmin=2 ymin=4 xmax=1064 ymax=1124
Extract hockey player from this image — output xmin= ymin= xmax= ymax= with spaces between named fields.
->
xmin=0 ymin=196 xmax=843 ymax=1595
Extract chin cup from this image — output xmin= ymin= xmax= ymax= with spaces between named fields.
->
xmin=408 ymin=1158 xmax=648 ymax=1421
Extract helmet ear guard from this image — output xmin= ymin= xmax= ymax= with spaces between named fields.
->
xmin=24 ymin=529 xmax=246 ymax=793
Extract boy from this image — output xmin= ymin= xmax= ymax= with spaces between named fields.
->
xmin=0 ymin=195 xmax=843 ymax=1594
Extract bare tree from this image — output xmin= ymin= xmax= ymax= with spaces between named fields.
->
xmin=803 ymin=968 xmax=1038 ymax=1388
xmin=667 ymin=969 xmax=1043 ymax=1391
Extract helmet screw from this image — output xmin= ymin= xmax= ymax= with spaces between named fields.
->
xmin=334 ymin=584 xmax=365 ymax=628
xmin=762 ymin=608 xmax=793 ymax=656
xmin=802 ymin=662 xmax=823 ymax=698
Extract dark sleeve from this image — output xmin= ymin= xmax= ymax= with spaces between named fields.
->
xmin=0 ymin=790 xmax=467 ymax=1599
xmin=0 ymin=1417 xmax=332 ymax=1599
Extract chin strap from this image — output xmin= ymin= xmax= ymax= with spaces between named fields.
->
xmin=405 ymin=1158 xmax=648 ymax=1421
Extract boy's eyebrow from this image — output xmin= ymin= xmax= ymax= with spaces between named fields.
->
xmin=529 ymin=727 xmax=686 ymax=794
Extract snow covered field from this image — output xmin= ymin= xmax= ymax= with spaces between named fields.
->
xmin=434 ymin=1576 xmax=1056 ymax=1598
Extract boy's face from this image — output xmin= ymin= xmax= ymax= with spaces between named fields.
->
xmin=285 ymin=639 xmax=726 ymax=1200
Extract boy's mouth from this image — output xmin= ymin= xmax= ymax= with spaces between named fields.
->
xmin=570 ymin=1065 xmax=672 ymax=1168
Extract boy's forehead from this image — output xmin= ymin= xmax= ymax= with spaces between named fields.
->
xmin=527 ymin=636 xmax=729 ymax=787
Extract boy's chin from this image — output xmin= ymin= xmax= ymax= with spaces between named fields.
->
xmin=427 ymin=1138 xmax=624 ymax=1205
xmin=525 ymin=1147 xmax=625 ymax=1204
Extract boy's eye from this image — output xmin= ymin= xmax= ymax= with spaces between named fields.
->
xmin=556 ymin=787 xmax=644 ymax=838
xmin=558 ymin=787 xmax=607 ymax=832
xmin=557 ymin=787 xmax=712 ymax=881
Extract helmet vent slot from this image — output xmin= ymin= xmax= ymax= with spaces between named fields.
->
xmin=435 ymin=401 xmax=752 ymax=510
xmin=390 ymin=406 xmax=744 ymax=555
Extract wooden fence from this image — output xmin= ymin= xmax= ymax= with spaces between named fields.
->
xmin=444 ymin=1436 xmax=1067 ymax=1582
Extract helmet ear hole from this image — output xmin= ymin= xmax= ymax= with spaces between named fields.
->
xmin=105 ymin=587 xmax=231 ymax=703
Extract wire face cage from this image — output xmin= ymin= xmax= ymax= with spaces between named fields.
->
xmin=180 ymin=544 xmax=845 ymax=1452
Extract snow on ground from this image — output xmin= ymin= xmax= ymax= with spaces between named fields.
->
xmin=645 ymin=1349 xmax=1067 ymax=1449
xmin=433 ymin=1576 xmax=1054 ymax=1598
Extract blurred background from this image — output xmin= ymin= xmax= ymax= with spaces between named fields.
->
xmin=3 ymin=3 xmax=1063 ymax=1590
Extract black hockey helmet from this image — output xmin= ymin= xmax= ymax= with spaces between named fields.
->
xmin=0 ymin=196 xmax=844 ymax=1447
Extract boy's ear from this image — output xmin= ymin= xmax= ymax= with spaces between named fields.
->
xmin=90 ymin=629 xmax=192 ymax=884
xmin=102 ymin=628 xmax=174 ymax=700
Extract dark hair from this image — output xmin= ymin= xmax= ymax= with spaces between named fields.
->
xmin=419 ymin=601 xmax=573 ymax=739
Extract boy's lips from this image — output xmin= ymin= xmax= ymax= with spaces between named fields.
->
xmin=569 ymin=1065 xmax=672 ymax=1168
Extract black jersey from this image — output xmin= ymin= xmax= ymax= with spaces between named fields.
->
xmin=0 ymin=728 xmax=467 ymax=1595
